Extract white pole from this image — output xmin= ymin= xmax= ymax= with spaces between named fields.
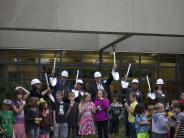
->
xmin=146 ymin=75 xmax=151 ymax=92
xmin=45 ymin=73 xmax=49 ymax=87
xmin=126 ymin=63 xmax=131 ymax=77
xmin=45 ymin=73 xmax=55 ymax=102
xmin=76 ymin=69 xmax=79 ymax=84
xmin=113 ymin=52 xmax=116 ymax=65
xmin=53 ymin=57 xmax=56 ymax=70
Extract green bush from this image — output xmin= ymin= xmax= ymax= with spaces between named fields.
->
xmin=0 ymin=80 xmax=31 ymax=109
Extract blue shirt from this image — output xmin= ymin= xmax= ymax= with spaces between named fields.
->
xmin=135 ymin=114 xmax=149 ymax=133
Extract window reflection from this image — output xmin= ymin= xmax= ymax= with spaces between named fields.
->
xmin=160 ymin=67 xmax=176 ymax=79
xmin=19 ymin=65 xmax=39 ymax=79
xmin=160 ymin=54 xmax=176 ymax=67
xmin=19 ymin=50 xmax=39 ymax=64
xmin=40 ymin=50 xmax=60 ymax=64
xmin=122 ymin=53 xmax=139 ymax=65
xmin=0 ymin=50 xmax=17 ymax=63
xmin=62 ymin=51 xmax=81 ymax=64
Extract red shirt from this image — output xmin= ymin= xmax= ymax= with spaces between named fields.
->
xmin=178 ymin=100 xmax=184 ymax=104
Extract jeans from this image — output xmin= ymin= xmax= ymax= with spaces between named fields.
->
xmin=96 ymin=120 xmax=109 ymax=138
xmin=54 ymin=123 xmax=68 ymax=138
xmin=128 ymin=122 xmax=136 ymax=138
xmin=29 ymin=126 xmax=39 ymax=138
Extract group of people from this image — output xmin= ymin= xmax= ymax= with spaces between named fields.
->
xmin=0 ymin=64 xmax=184 ymax=138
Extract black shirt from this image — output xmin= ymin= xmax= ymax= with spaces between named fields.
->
xmin=53 ymin=101 xmax=68 ymax=123
xmin=30 ymin=89 xmax=43 ymax=99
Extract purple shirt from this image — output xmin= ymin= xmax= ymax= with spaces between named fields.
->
xmin=12 ymin=100 xmax=25 ymax=123
xmin=94 ymin=98 xmax=110 ymax=121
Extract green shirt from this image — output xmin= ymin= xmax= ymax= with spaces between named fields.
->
xmin=0 ymin=111 xmax=15 ymax=137
xmin=128 ymin=101 xmax=138 ymax=123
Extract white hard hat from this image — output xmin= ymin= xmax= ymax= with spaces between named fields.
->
xmin=132 ymin=79 xmax=139 ymax=84
xmin=156 ymin=78 xmax=164 ymax=85
xmin=94 ymin=71 xmax=102 ymax=78
xmin=61 ymin=70 xmax=68 ymax=77
xmin=76 ymin=79 xmax=83 ymax=84
xmin=31 ymin=79 xmax=41 ymax=86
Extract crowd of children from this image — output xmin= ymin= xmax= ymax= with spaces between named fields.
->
xmin=0 ymin=71 xmax=184 ymax=138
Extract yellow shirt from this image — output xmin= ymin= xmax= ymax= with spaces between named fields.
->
xmin=128 ymin=101 xmax=138 ymax=123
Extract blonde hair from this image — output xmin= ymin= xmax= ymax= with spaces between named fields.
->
xmin=68 ymin=92 xmax=75 ymax=97
xmin=81 ymin=92 xmax=91 ymax=103
xmin=155 ymin=103 xmax=164 ymax=111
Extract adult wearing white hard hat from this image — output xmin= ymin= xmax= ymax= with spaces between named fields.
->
xmin=30 ymin=78 xmax=51 ymax=99
xmin=72 ymin=79 xmax=85 ymax=102
xmin=121 ymin=76 xmax=143 ymax=104
xmin=50 ymin=70 xmax=72 ymax=103
xmin=121 ymin=75 xmax=143 ymax=138
xmin=153 ymin=78 xmax=168 ymax=107
xmin=90 ymin=65 xmax=117 ymax=101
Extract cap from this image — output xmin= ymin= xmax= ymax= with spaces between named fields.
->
xmin=94 ymin=71 xmax=102 ymax=78
xmin=76 ymin=79 xmax=83 ymax=84
xmin=31 ymin=79 xmax=41 ymax=86
xmin=156 ymin=78 xmax=164 ymax=85
xmin=61 ymin=70 xmax=68 ymax=77
xmin=132 ymin=79 xmax=139 ymax=84
xmin=3 ymin=99 xmax=12 ymax=105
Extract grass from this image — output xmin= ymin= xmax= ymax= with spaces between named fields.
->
xmin=86 ymin=118 xmax=126 ymax=138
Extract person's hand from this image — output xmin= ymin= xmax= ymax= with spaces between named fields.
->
xmin=124 ymin=103 xmax=128 ymax=108
xmin=74 ymin=83 xmax=78 ymax=89
xmin=22 ymin=100 xmax=26 ymax=106
xmin=70 ymin=101 xmax=74 ymax=107
xmin=47 ymin=87 xmax=51 ymax=94
xmin=99 ymin=97 xmax=103 ymax=100
xmin=97 ymin=106 xmax=101 ymax=110
xmin=113 ymin=64 xmax=117 ymax=71
xmin=50 ymin=127 xmax=54 ymax=132
xmin=0 ymin=128 xmax=4 ymax=133
xmin=174 ymin=134 xmax=177 ymax=138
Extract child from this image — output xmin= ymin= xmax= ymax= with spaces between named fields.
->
xmin=53 ymin=90 xmax=69 ymax=138
xmin=108 ymin=95 xmax=123 ymax=137
xmin=39 ymin=98 xmax=53 ymax=138
xmin=67 ymin=92 xmax=80 ymax=138
xmin=145 ymin=104 xmax=155 ymax=138
xmin=169 ymin=100 xmax=178 ymax=138
xmin=178 ymin=91 xmax=184 ymax=105
xmin=124 ymin=92 xmax=138 ymax=138
xmin=12 ymin=86 xmax=30 ymax=138
xmin=134 ymin=104 xmax=150 ymax=138
xmin=27 ymin=97 xmax=41 ymax=138
xmin=173 ymin=102 xmax=184 ymax=138
xmin=94 ymin=90 xmax=110 ymax=138
xmin=0 ymin=99 xmax=15 ymax=138
xmin=78 ymin=92 xmax=96 ymax=137
xmin=152 ymin=102 xmax=168 ymax=138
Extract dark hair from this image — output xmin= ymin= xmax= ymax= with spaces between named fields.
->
xmin=155 ymin=85 xmax=165 ymax=91
xmin=134 ymin=104 xmax=145 ymax=115
xmin=56 ymin=90 xmax=64 ymax=96
xmin=174 ymin=102 xmax=184 ymax=111
xmin=14 ymin=89 xmax=23 ymax=100
xmin=29 ymin=97 xmax=39 ymax=107
xmin=129 ymin=92 xmax=137 ymax=98
xmin=95 ymin=90 xmax=107 ymax=99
